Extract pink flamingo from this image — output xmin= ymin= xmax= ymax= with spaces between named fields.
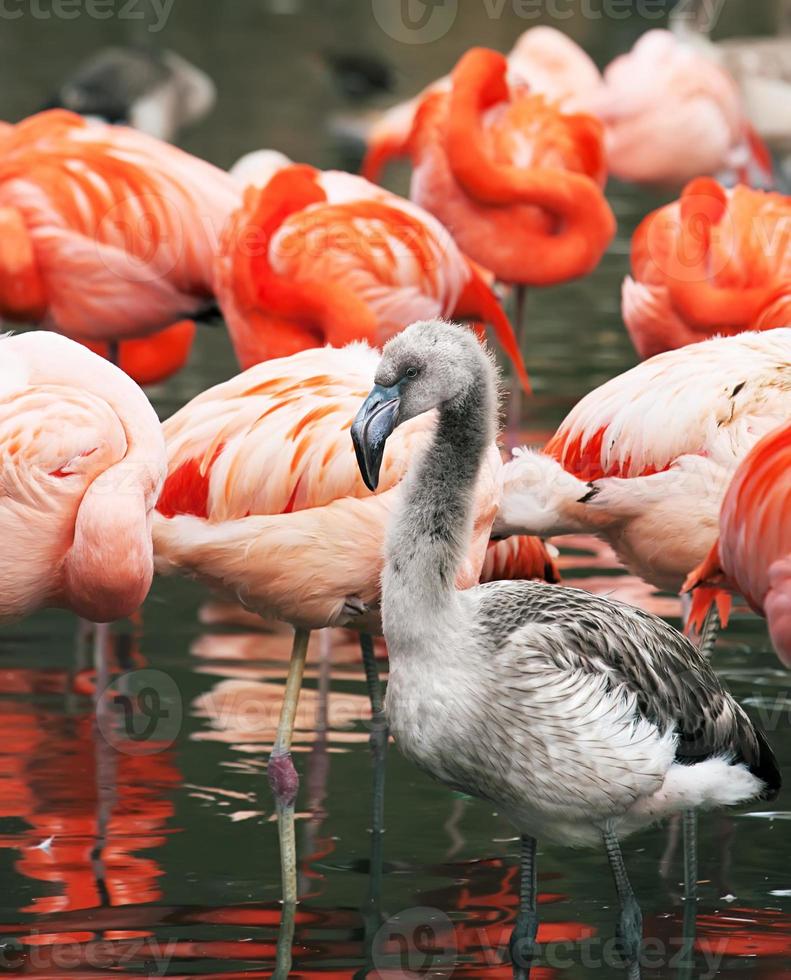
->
xmin=0 ymin=110 xmax=241 ymax=344
xmin=584 ymin=30 xmax=772 ymax=187
xmin=361 ymin=26 xmax=601 ymax=183
xmin=0 ymin=331 xmax=166 ymax=656
xmin=214 ymin=162 xmax=529 ymax=389
xmin=685 ymin=422 xmax=791 ymax=665
xmin=152 ymin=338 xmax=554 ymax=914
xmin=623 ymin=177 xmax=791 ymax=359
xmin=492 ymin=330 xmax=791 ymax=635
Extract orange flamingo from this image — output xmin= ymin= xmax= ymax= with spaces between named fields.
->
xmin=584 ymin=30 xmax=773 ymax=187
xmin=362 ymin=26 xmax=602 ymax=184
xmin=407 ymin=47 xmax=615 ymax=293
xmin=685 ymin=422 xmax=791 ymax=666
xmin=152 ymin=338 xmax=553 ymax=912
xmin=82 ymin=319 xmax=197 ymax=387
xmin=0 ymin=331 xmax=165 ymax=626
xmin=0 ymin=110 xmax=241 ymax=344
xmin=623 ymin=177 xmax=791 ymax=359
xmin=214 ymin=162 xmax=529 ymax=389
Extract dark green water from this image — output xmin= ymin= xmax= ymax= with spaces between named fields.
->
xmin=0 ymin=1 xmax=790 ymax=977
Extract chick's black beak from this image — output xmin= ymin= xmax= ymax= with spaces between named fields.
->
xmin=351 ymin=383 xmax=401 ymax=491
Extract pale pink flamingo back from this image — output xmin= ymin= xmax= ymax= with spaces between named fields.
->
xmin=585 ymin=30 xmax=757 ymax=185
xmin=0 ymin=332 xmax=166 ymax=622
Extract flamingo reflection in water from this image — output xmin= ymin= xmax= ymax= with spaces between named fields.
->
xmin=0 ymin=647 xmax=180 ymax=972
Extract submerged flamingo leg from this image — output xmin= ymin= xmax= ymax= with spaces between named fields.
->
xmin=268 ymin=627 xmax=311 ymax=911
xmin=676 ymin=810 xmax=698 ymax=979
xmin=506 ymin=286 xmax=529 ymax=450
xmin=360 ymin=633 xmax=388 ymax=851
xmin=356 ymin=642 xmax=388 ymax=980
xmin=93 ymin=622 xmax=112 ymax=716
xmin=272 ymin=898 xmax=297 ymax=980
xmin=603 ymin=828 xmax=643 ymax=979
xmin=510 ymin=834 xmax=539 ymax=979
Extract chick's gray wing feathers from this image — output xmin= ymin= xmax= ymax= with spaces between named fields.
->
xmin=472 ymin=580 xmax=779 ymax=793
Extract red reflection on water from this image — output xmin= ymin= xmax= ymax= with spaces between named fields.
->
xmin=696 ymin=906 xmax=791 ymax=959
xmin=0 ymin=668 xmax=180 ymax=918
xmin=420 ymin=856 xmax=592 ymax=978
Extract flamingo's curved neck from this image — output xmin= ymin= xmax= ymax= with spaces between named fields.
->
xmin=669 ymin=277 xmax=777 ymax=330
xmin=666 ymin=183 xmax=776 ymax=329
xmin=228 ymin=167 xmax=378 ymax=362
xmin=443 ymin=47 xmax=615 ymax=283
xmin=383 ymin=353 xmax=496 ymax=626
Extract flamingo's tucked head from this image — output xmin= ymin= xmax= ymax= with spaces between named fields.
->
xmin=351 ymin=319 xmax=496 ymax=491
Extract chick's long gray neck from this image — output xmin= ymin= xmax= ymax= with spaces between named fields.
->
xmin=383 ymin=365 xmax=495 ymax=630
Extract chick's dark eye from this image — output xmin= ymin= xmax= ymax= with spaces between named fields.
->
xmin=405 ymin=367 xmax=418 ymax=379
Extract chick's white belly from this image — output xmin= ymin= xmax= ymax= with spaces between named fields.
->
xmin=385 ymin=653 xmax=677 ymax=847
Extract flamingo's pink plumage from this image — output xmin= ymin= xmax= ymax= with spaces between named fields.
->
xmin=214 ymin=163 xmax=529 ymax=389
xmin=483 ymin=535 xmax=560 ymax=585
xmin=0 ymin=110 xmax=241 ymax=342
xmin=153 ymin=343 xmax=549 ymax=630
xmin=685 ymin=423 xmax=791 ymax=666
xmin=408 ymin=47 xmax=615 ymax=288
xmin=535 ymin=330 xmax=791 ymax=599
xmin=585 ymin=30 xmax=772 ymax=187
xmin=623 ymin=177 xmax=791 ymax=359
xmin=361 ymin=26 xmax=601 ymax=183
xmin=0 ymin=331 xmax=166 ymax=623
xmin=82 ymin=320 xmax=197 ymax=387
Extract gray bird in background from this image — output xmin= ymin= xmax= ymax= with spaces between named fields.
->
xmin=44 ymin=46 xmax=216 ymax=143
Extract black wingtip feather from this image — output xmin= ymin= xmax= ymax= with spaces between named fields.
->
xmin=752 ymin=726 xmax=782 ymax=801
